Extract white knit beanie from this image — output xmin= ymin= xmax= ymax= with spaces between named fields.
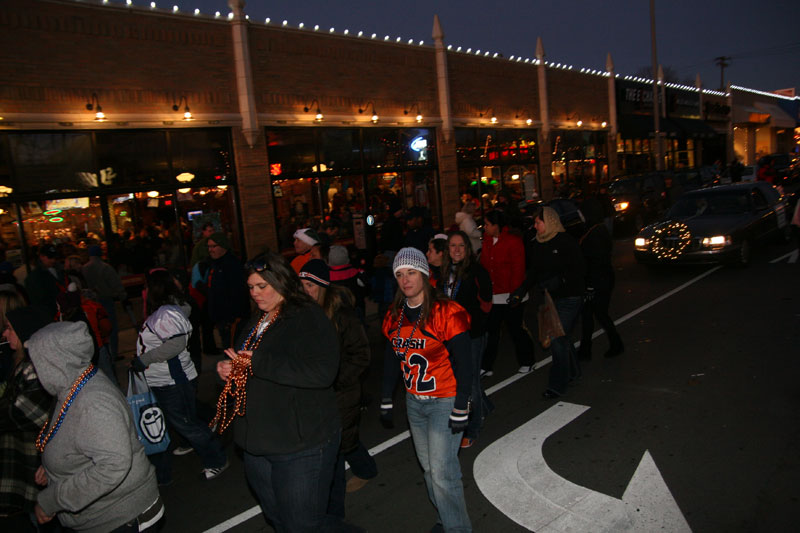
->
xmin=392 ymin=247 xmax=430 ymax=277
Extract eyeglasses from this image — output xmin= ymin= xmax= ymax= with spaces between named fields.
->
xmin=245 ymin=259 xmax=269 ymax=273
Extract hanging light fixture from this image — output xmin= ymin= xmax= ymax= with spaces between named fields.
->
xmin=303 ymin=99 xmax=324 ymax=122
xmin=86 ymin=93 xmax=106 ymax=121
xmin=172 ymin=95 xmax=193 ymax=121
xmin=359 ymin=101 xmax=379 ymax=123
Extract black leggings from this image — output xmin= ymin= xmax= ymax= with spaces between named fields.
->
xmin=482 ymin=303 xmax=535 ymax=371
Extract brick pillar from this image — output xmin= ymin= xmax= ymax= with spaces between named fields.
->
xmin=606 ymin=53 xmax=620 ymax=179
xmin=538 ymin=131 xmax=554 ymax=200
xmin=437 ymin=132 xmax=460 ymax=229
xmin=231 ymin=126 xmax=276 ymax=256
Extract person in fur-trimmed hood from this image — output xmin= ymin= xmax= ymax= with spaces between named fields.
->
xmin=27 ymin=321 xmax=163 ymax=533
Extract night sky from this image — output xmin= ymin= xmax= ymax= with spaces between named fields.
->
xmin=126 ymin=0 xmax=799 ymax=94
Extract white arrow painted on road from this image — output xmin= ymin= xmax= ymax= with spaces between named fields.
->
xmin=474 ymin=402 xmax=691 ymax=532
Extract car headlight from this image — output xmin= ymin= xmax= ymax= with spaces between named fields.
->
xmin=701 ymin=235 xmax=731 ymax=247
xmin=614 ymin=201 xmax=629 ymax=212
xmin=634 ymin=237 xmax=649 ymax=249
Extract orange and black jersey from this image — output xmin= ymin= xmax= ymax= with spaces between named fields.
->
xmin=381 ymin=300 xmax=472 ymax=407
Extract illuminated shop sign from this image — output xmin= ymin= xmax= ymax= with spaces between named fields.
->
xmin=45 ymin=197 xmax=90 ymax=210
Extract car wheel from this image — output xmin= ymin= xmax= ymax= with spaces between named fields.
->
xmin=781 ymin=224 xmax=793 ymax=243
xmin=737 ymin=239 xmax=751 ymax=267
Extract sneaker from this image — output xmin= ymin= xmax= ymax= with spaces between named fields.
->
xmin=172 ymin=446 xmax=194 ymax=456
xmin=460 ymin=437 xmax=474 ymax=449
xmin=518 ymin=365 xmax=534 ymax=374
xmin=202 ymin=460 xmax=229 ymax=480
xmin=480 ymin=369 xmax=493 ymax=378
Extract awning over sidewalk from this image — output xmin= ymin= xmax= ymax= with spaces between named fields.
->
xmin=670 ymin=117 xmax=720 ymax=139
xmin=732 ymin=106 xmax=770 ymax=124
xmin=753 ymin=102 xmax=797 ymax=128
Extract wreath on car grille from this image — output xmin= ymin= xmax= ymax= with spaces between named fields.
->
xmin=651 ymin=221 xmax=692 ymax=260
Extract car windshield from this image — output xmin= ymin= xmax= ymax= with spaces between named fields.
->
xmin=667 ymin=192 xmax=750 ymax=218
xmin=608 ymin=180 xmax=638 ymax=195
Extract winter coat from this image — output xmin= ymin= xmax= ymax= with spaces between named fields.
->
xmin=0 ymin=358 xmax=50 ymax=515
xmin=441 ymin=262 xmax=493 ymax=338
xmin=27 ymin=322 xmax=158 ymax=533
xmin=207 ymin=251 xmax=248 ymax=324
xmin=233 ymin=301 xmax=341 ymax=456
xmin=580 ymin=223 xmax=615 ymax=291
xmin=528 ymin=232 xmax=586 ymax=299
xmin=332 ymin=305 xmax=370 ymax=453
xmin=480 ymin=228 xmax=526 ymax=295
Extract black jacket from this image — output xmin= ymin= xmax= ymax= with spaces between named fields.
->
xmin=332 ymin=305 xmax=370 ymax=453
xmin=207 ymin=251 xmax=248 ymax=324
xmin=528 ymin=232 xmax=586 ymax=299
xmin=442 ymin=262 xmax=493 ymax=338
xmin=580 ymin=223 xmax=615 ymax=290
xmin=233 ymin=302 xmax=341 ymax=455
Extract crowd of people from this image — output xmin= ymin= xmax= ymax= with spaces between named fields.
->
xmin=0 ymin=187 xmax=634 ymax=532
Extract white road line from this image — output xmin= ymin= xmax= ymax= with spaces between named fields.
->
xmin=769 ymin=249 xmax=799 ymax=263
xmin=204 ymin=265 xmax=721 ymax=533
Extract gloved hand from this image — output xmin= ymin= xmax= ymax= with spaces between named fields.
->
xmin=507 ymin=285 xmax=527 ymax=307
xmin=584 ymin=287 xmax=596 ymax=303
xmin=448 ymin=395 xmax=470 ymax=433
xmin=379 ymin=398 xmax=394 ymax=429
xmin=130 ymin=357 xmax=147 ymax=373
xmin=448 ymin=407 xmax=469 ymax=433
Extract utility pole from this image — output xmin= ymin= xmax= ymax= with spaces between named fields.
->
xmin=714 ymin=56 xmax=731 ymax=91
xmin=649 ymin=0 xmax=662 ymax=170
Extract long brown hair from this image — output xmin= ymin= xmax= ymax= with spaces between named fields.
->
xmin=440 ymin=230 xmax=475 ymax=286
xmin=311 ymin=283 xmax=354 ymax=329
xmin=388 ymin=272 xmax=448 ymax=325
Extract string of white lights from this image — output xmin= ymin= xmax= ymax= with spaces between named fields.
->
xmin=79 ymin=0 xmax=800 ymax=101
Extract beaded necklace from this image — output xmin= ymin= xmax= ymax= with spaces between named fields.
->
xmin=211 ymin=308 xmax=281 ymax=434
xmin=35 ymin=364 xmax=97 ymax=452
xmin=393 ymin=300 xmax=424 ymax=361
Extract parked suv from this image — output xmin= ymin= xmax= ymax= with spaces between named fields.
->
xmin=607 ymin=173 xmax=668 ymax=231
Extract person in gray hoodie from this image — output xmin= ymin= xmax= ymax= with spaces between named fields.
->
xmin=26 ymin=321 xmax=163 ymax=532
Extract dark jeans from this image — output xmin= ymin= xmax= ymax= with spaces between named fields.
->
xmin=579 ymin=286 xmax=622 ymax=356
xmin=483 ymin=302 xmax=535 ymax=371
xmin=466 ymin=334 xmax=493 ymax=439
xmin=328 ymin=441 xmax=378 ymax=520
xmin=547 ymin=296 xmax=583 ymax=395
xmin=245 ymin=429 xmax=341 ymax=533
xmin=150 ymin=379 xmax=226 ymax=483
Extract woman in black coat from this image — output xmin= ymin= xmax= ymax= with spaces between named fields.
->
xmin=577 ymin=198 xmax=624 ymax=360
xmin=517 ymin=207 xmax=586 ymax=399
xmin=299 ymin=259 xmax=375 ymax=528
xmin=215 ymin=251 xmax=340 ymax=532
xmin=440 ymin=231 xmax=494 ymax=448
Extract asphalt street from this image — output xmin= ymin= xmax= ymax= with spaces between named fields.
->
xmin=117 ymin=236 xmax=800 ymax=533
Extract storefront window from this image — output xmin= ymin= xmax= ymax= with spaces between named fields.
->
xmin=551 ymin=130 xmax=609 ymax=191
xmin=320 ymin=129 xmax=361 ymax=174
xmin=9 ymin=133 xmax=95 ymax=192
xmin=0 ymin=202 xmax=23 ymax=269
xmin=401 ymin=128 xmax=436 ymax=167
xmin=267 ymin=126 xmax=440 ymax=251
xmin=20 ymin=197 xmax=104 ymax=248
xmin=363 ymin=129 xmax=402 ymax=169
xmin=95 ymin=130 xmax=170 ymax=187
xmin=267 ymin=128 xmax=317 ymax=176
xmin=170 ymin=129 xmax=233 ymax=181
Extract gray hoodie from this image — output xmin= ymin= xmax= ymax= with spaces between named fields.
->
xmin=27 ymin=321 xmax=160 ymax=532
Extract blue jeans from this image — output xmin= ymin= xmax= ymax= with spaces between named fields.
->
xmin=547 ymin=296 xmax=583 ymax=395
xmin=406 ymin=394 xmax=471 ymax=532
xmin=244 ymin=429 xmax=340 ymax=533
xmin=151 ymin=380 xmax=227 ymax=473
xmin=466 ymin=334 xmax=493 ymax=440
